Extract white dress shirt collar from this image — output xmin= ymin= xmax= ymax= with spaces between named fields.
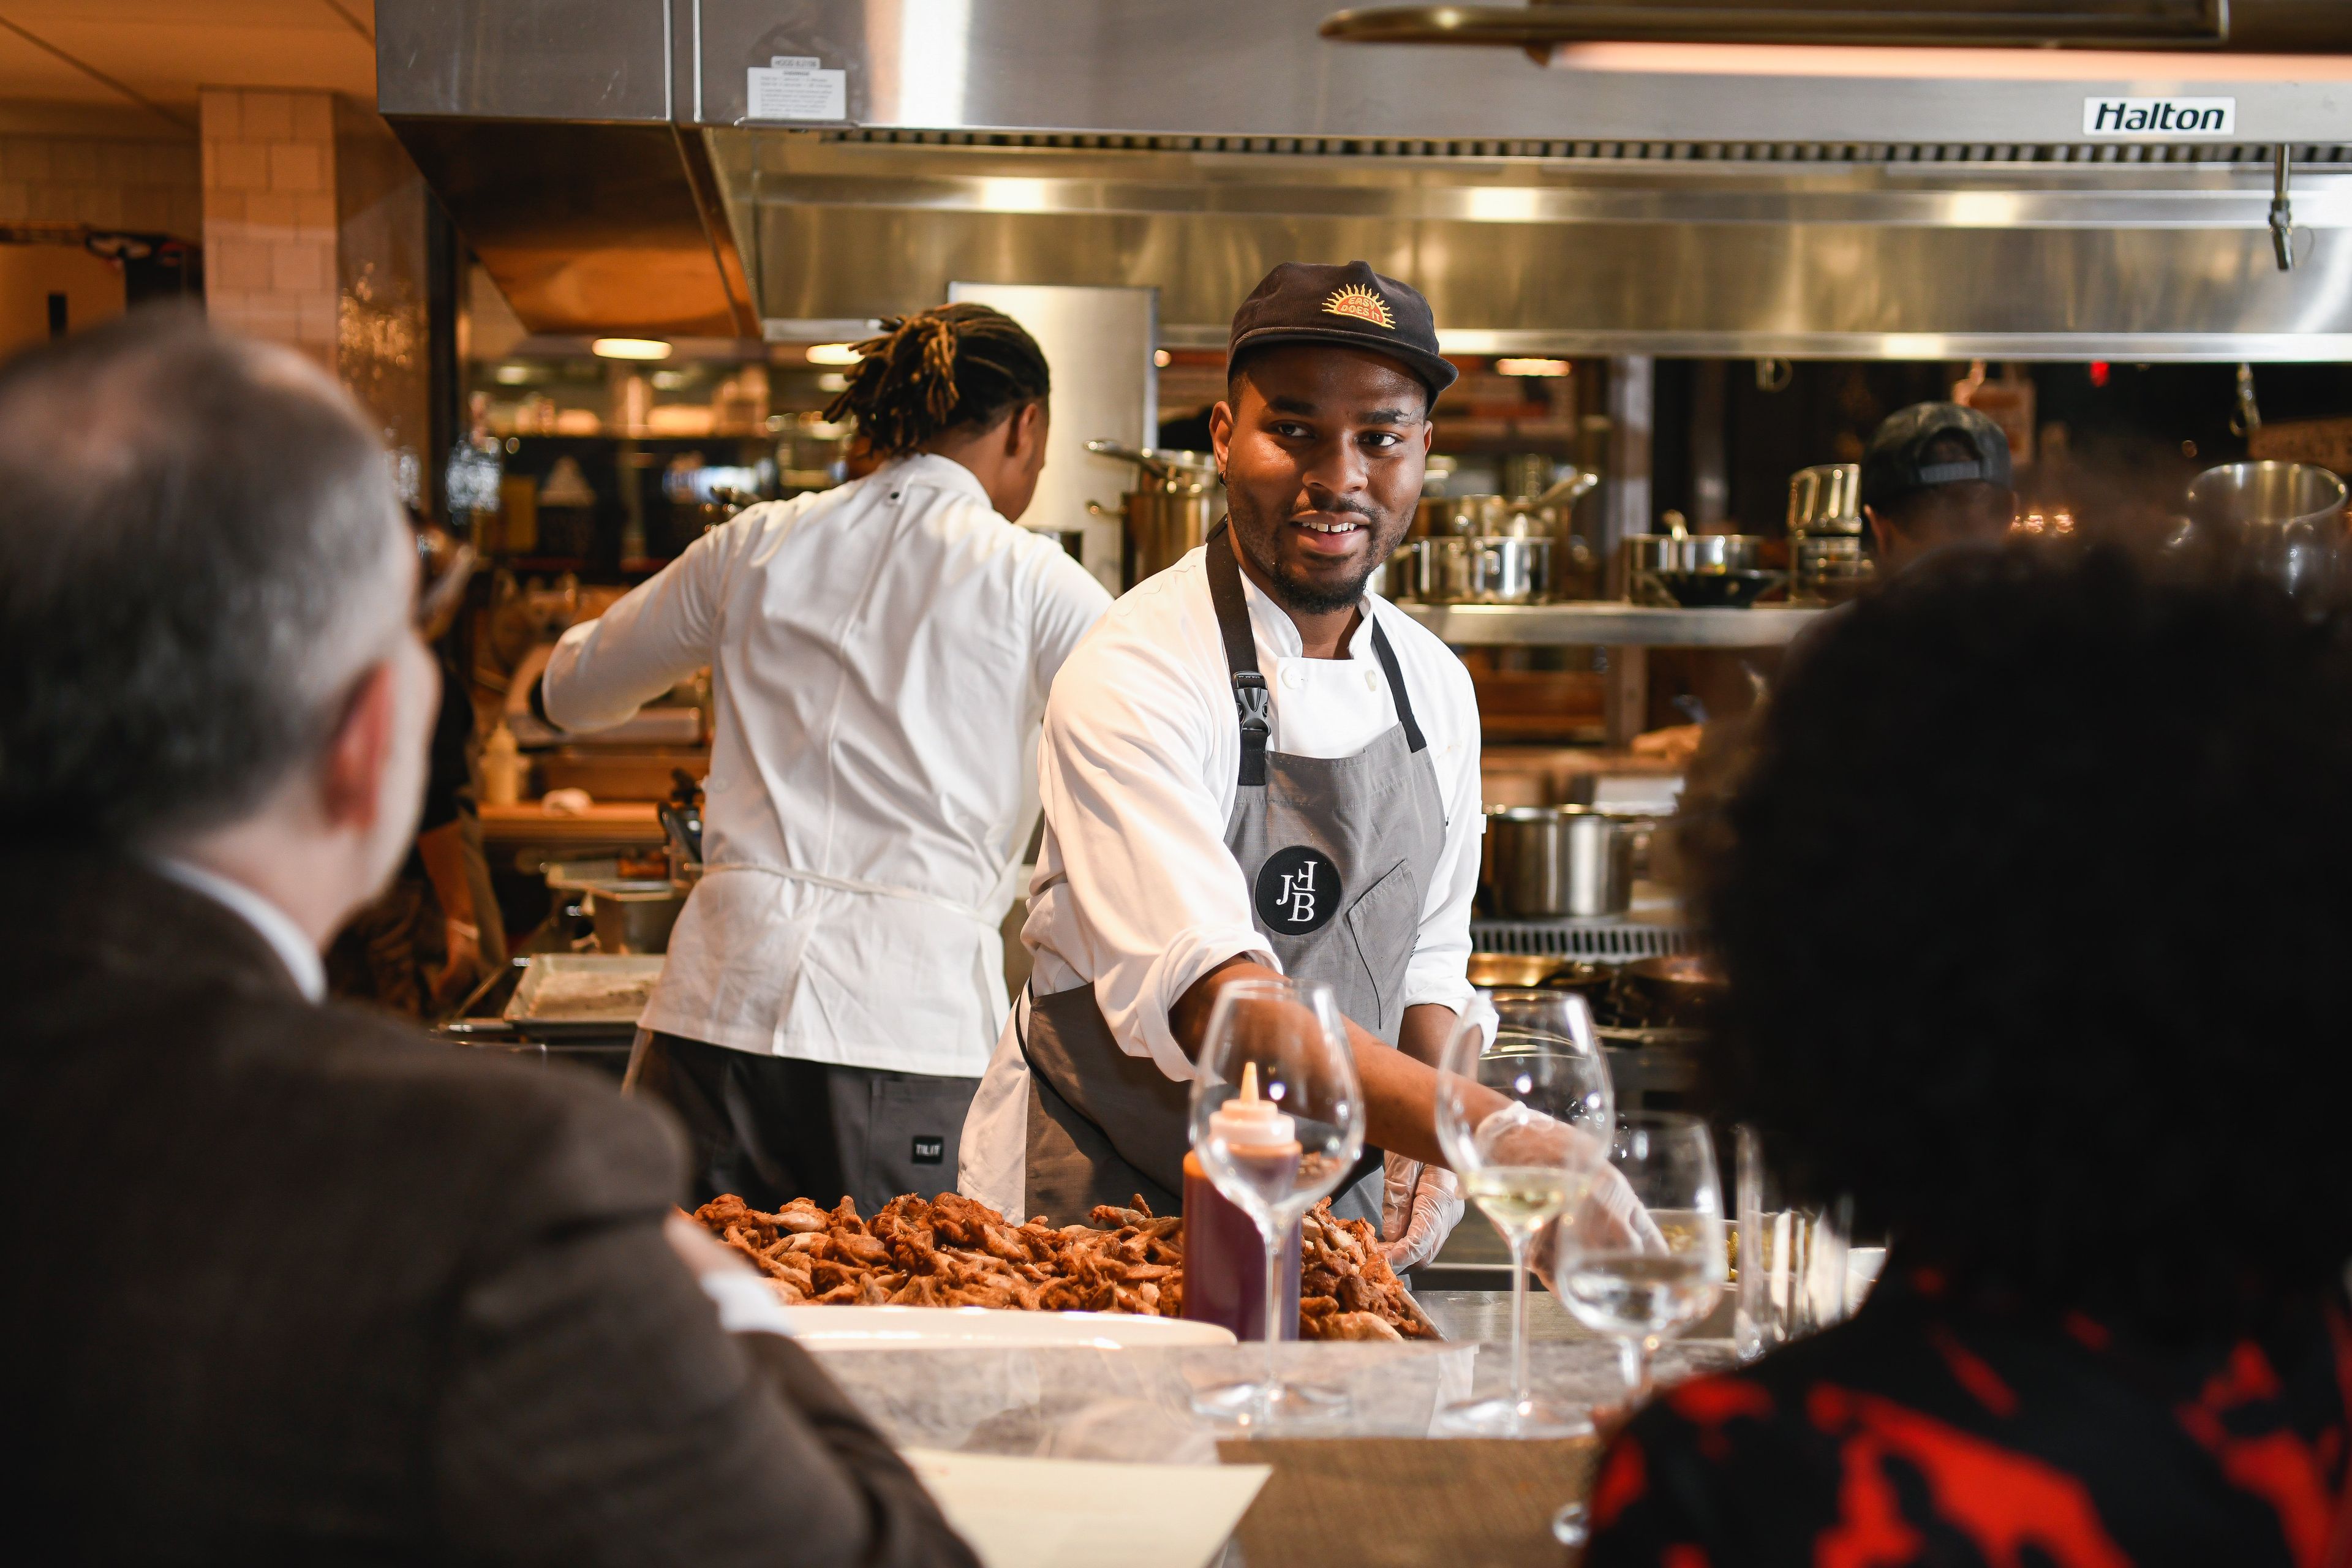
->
xmin=150 ymin=857 xmax=326 ymax=1002
xmin=1234 ymin=557 xmax=1384 ymax=663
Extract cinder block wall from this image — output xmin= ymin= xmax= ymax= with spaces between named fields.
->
xmin=0 ymin=130 xmax=200 ymax=238
xmin=200 ymin=88 xmax=337 ymax=367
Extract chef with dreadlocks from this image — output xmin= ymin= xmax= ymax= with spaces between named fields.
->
xmin=538 ymin=303 xmax=1110 ymax=1215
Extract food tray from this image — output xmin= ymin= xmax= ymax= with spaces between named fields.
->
xmin=502 ymin=953 xmax=666 ymax=1041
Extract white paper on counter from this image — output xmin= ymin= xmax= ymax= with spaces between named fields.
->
xmin=902 ymin=1448 xmax=1270 ymax=1568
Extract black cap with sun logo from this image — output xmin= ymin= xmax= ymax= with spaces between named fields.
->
xmin=1227 ymin=260 xmax=1458 ymax=398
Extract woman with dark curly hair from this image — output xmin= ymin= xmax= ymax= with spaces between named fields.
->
xmin=1588 ymin=543 xmax=2352 ymax=1568
xmin=538 ymin=304 xmax=1109 ymax=1214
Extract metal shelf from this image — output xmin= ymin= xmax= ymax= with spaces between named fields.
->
xmin=1396 ymin=601 xmax=1826 ymax=647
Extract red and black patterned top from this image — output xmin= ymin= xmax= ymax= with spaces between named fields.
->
xmin=1585 ymin=1261 xmax=2352 ymax=1568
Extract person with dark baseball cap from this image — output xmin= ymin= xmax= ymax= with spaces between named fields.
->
xmin=962 ymin=261 xmax=1650 ymax=1304
xmin=1859 ymin=401 xmax=2018 ymax=575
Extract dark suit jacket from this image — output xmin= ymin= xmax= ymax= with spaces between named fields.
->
xmin=0 ymin=846 xmax=976 ymax=1567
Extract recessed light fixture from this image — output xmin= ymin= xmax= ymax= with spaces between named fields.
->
xmin=590 ymin=337 xmax=673 ymax=361
xmin=1494 ymin=356 xmax=1572 ymax=378
xmin=806 ymin=342 xmax=863 ymax=365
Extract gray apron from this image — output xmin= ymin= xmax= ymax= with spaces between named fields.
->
xmin=1017 ymin=521 xmax=1449 ymax=1224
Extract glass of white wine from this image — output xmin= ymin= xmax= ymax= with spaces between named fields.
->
xmin=1186 ymin=976 xmax=1365 ymax=1428
xmin=1433 ymin=990 xmax=1615 ymax=1438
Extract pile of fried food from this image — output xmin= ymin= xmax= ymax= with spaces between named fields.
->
xmin=693 ymin=1189 xmax=1437 ymax=1342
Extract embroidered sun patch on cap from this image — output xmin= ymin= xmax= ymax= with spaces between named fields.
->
xmin=1322 ymin=282 xmax=1396 ymax=329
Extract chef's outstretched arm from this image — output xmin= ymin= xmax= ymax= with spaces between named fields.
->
xmin=539 ymin=523 xmax=739 ymax=733
xmin=1170 ymin=955 xmax=1503 ymax=1170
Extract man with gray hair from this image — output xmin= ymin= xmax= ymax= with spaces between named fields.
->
xmin=0 ymin=312 xmax=974 ymax=1567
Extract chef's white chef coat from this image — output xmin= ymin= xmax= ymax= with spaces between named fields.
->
xmin=959 ymin=543 xmax=1482 ymax=1214
xmin=541 ymin=454 xmax=1110 ymax=1077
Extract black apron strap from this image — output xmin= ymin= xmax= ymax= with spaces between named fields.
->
xmin=1204 ymin=520 xmax=1272 ymax=788
xmin=1367 ymin=620 xmax=1427 ymax=755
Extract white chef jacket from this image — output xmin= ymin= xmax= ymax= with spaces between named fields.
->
xmin=541 ymin=454 xmax=1110 ymax=1077
xmin=959 ymin=543 xmax=1482 ymax=1215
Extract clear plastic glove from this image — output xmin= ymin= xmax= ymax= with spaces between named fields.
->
xmin=1529 ymin=1158 xmax=1670 ymax=1291
xmin=1579 ymin=1157 xmax=1670 ymax=1254
xmin=1379 ymin=1152 xmax=1466 ymax=1272
xmin=1468 ymin=1107 xmax=1663 ymax=1249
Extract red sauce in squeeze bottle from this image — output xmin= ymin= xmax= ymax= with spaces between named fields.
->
xmin=1182 ymin=1062 xmax=1303 ymax=1341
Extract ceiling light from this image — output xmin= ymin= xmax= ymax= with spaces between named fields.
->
xmin=816 ymin=372 xmax=850 ymax=391
xmin=806 ymin=342 xmax=863 ymax=365
xmin=492 ymin=363 xmax=532 ymax=385
xmin=1153 ymin=349 xmax=1173 ymax=368
xmin=590 ymin=337 xmax=672 ymax=361
xmin=1495 ymin=357 xmax=1572 ymax=378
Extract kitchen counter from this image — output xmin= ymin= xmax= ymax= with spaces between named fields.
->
xmin=812 ymin=1331 xmax=1736 ymax=1463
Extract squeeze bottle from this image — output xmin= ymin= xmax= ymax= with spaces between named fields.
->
xmin=1182 ymin=1063 xmax=1304 ymax=1341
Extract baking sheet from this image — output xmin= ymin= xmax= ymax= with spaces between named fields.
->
xmin=502 ymin=954 xmax=665 ymax=1039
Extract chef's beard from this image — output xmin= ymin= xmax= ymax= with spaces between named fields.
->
xmin=1228 ymin=493 xmax=1403 ymax=616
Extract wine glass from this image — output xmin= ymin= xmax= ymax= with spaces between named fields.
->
xmin=1186 ymin=976 xmax=1365 ymax=1428
xmin=1432 ymin=989 xmax=1615 ymax=1438
xmin=1734 ymin=1124 xmax=1853 ymax=1362
xmin=1544 ymin=1110 xmax=1724 ymax=1551
xmin=1548 ymin=1110 xmax=1727 ymax=1400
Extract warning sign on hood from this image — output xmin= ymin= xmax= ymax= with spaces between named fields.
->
xmin=748 ymin=56 xmax=846 ymax=123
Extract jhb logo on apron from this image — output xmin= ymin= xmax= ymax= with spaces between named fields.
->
xmin=1254 ymin=845 xmax=1343 ymax=935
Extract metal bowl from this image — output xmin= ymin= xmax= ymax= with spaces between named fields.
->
xmin=1636 ymin=567 xmax=1784 ymax=609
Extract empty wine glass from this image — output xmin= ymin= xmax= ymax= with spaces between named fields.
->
xmin=1433 ymin=989 xmax=1614 ymax=1438
xmin=1545 ymin=1110 xmax=1723 ymax=1551
xmin=1186 ymin=977 xmax=1365 ymax=1428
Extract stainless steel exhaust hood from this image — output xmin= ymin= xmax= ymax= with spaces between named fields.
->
xmin=1320 ymin=1 xmax=2352 ymax=53
xmin=377 ymin=0 xmax=2352 ymax=358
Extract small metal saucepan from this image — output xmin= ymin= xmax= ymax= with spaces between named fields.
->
xmin=587 ymin=880 xmax=690 ymax=955
xmin=1465 ymin=952 xmax=1614 ymax=993
xmin=1607 ymin=953 xmax=1726 ymax=1030
xmin=1400 ymin=535 xmax=1555 ymax=604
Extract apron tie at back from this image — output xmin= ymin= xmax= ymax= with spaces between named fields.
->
xmin=701 ymin=862 xmax=1000 ymax=929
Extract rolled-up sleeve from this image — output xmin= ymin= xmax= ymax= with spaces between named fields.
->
xmin=1036 ymin=631 xmax=1272 ymax=1082
xmin=1401 ymin=652 xmax=1482 ymax=1019
xmin=541 ymin=522 xmax=733 ymax=734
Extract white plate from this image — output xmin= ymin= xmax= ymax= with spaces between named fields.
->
xmin=781 ymin=1305 xmax=1235 ymax=1349
xmin=905 ymin=1449 xmax=1268 ymax=1568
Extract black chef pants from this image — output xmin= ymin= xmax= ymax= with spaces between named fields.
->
xmin=632 ymin=1031 xmax=979 ymax=1219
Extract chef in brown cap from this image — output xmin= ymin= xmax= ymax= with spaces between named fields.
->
xmin=960 ymin=262 xmax=1487 ymax=1268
